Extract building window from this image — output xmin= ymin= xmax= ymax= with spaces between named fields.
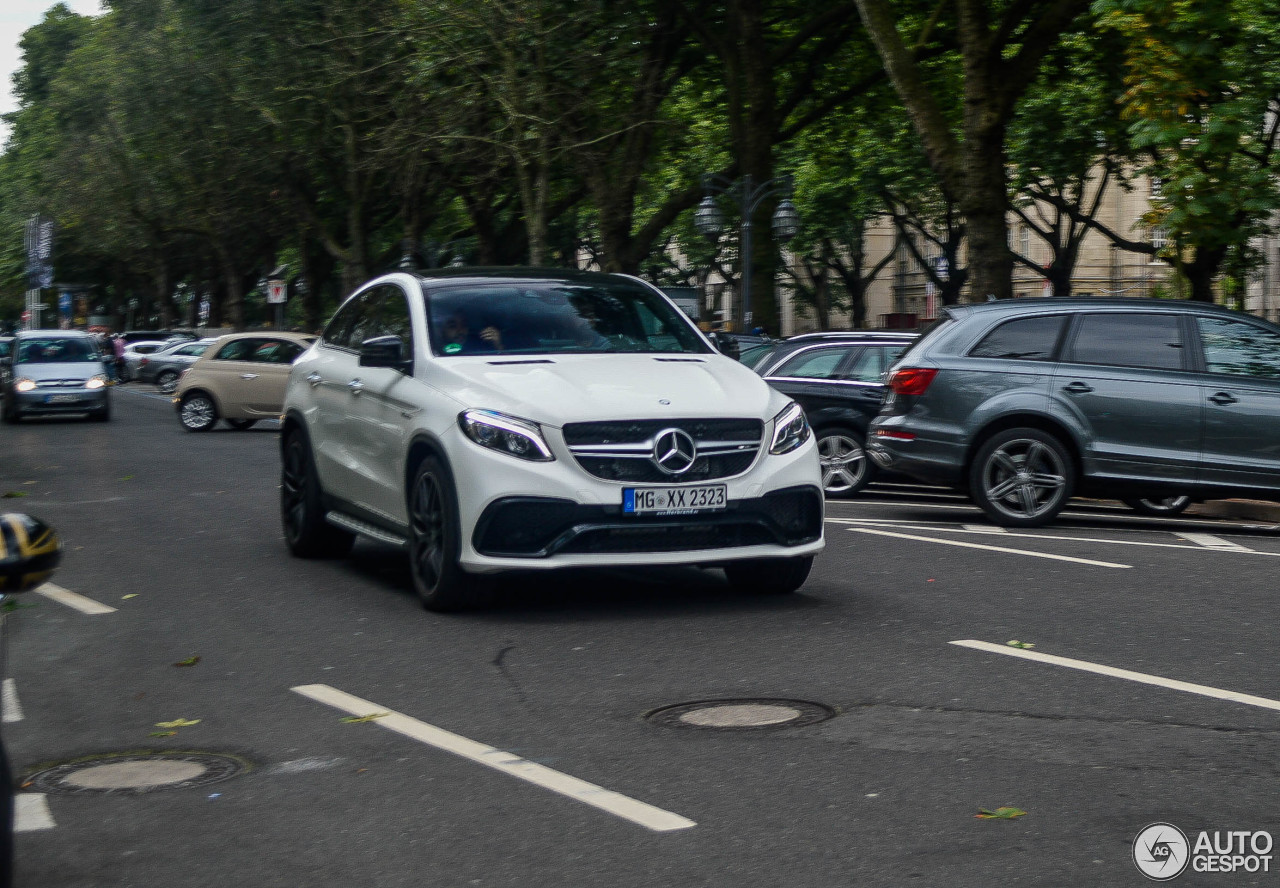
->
xmin=1150 ymin=177 xmax=1163 ymax=198
xmin=1150 ymin=227 xmax=1168 ymax=250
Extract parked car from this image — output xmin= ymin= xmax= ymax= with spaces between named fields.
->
xmin=757 ymin=332 xmax=916 ymax=496
xmin=119 ymin=329 xmax=197 ymax=346
xmin=280 ymin=268 xmax=826 ymax=611
xmin=119 ymin=340 xmax=170 ymax=382
xmin=137 ymin=338 xmax=217 ymax=392
xmin=868 ymin=298 xmax=1280 ymax=527
xmin=174 ymin=332 xmax=316 ymax=431
xmin=0 ymin=337 xmax=12 ymax=392
xmin=1 ymin=330 xmax=111 ymax=423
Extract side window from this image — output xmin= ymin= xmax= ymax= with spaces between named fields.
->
xmin=842 ymin=348 xmax=883 ymax=383
xmin=250 ymin=340 xmax=305 ymax=364
xmin=970 ymin=316 xmax=1066 ymax=360
xmin=1068 ymin=313 xmax=1184 ymax=370
xmin=175 ymin=344 xmax=203 ymax=356
xmin=1197 ymin=317 xmax=1280 ymax=379
xmin=213 ymin=339 xmax=258 ymax=361
xmin=375 ymin=286 xmax=414 ymax=352
xmin=324 ymin=287 xmax=383 ymax=350
xmin=774 ymin=346 xmax=854 ymax=379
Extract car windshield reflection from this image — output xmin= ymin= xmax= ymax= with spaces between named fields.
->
xmin=424 ymin=281 xmax=710 ymax=357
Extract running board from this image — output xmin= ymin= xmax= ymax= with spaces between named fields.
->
xmin=324 ymin=511 xmax=408 ymax=548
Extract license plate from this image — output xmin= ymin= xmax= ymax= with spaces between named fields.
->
xmin=46 ymin=394 xmax=80 ymax=403
xmin=623 ymin=485 xmax=727 ymax=515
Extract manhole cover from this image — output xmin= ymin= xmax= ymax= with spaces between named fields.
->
xmin=646 ymin=699 xmax=834 ymax=730
xmin=23 ymin=751 xmax=250 ymax=795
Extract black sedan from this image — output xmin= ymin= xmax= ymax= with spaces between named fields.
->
xmin=755 ymin=332 xmax=916 ymax=496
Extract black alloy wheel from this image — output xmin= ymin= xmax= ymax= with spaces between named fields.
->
xmin=723 ymin=556 xmax=814 ymax=594
xmin=970 ymin=427 xmax=1076 ymax=528
xmin=179 ymin=393 xmax=218 ymax=432
xmin=280 ymin=431 xmax=354 ymax=558
xmin=1122 ymin=495 xmax=1193 ymax=517
xmin=408 ymin=456 xmax=490 ymax=612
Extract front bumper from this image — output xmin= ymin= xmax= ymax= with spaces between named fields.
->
xmin=12 ymin=388 xmax=108 ymax=415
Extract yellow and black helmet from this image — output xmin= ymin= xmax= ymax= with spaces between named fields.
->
xmin=0 ymin=513 xmax=63 ymax=593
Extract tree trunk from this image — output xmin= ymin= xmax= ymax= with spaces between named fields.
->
xmin=961 ymin=127 xmax=1013 ymax=301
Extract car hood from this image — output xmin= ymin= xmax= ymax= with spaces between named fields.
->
xmin=14 ymin=361 xmax=105 ymax=382
xmin=428 ymin=353 xmax=787 ymax=426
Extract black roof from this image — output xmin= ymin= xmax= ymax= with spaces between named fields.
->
xmin=952 ymin=297 xmax=1244 ymax=317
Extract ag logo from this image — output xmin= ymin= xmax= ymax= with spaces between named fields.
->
xmin=1134 ymin=823 xmax=1190 ymax=881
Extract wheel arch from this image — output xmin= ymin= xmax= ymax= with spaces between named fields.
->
xmin=404 ymin=431 xmax=454 ymax=504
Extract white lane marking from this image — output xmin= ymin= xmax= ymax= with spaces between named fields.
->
xmin=1177 ymin=532 xmax=1251 ymax=552
xmin=14 ymin=795 xmax=54 ymax=831
xmin=951 ymin=640 xmax=1280 ymax=713
xmin=828 ymin=498 xmax=1265 ymax=529
xmin=292 ymin=684 xmax=696 ymax=832
xmin=830 ymin=518 xmax=1280 ymax=557
xmin=35 ymin=583 xmax=116 ymax=615
xmin=849 ymin=528 xmax=1131 ymax=568
xmin=3 ymin=679 xmax=23 ymax=723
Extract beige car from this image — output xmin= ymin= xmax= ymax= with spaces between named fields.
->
xmin=173 ymin=332 xmax=316 ymax=431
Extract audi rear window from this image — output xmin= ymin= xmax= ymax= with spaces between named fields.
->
xmin=969 ymin=315 xmax=1066 ymax=360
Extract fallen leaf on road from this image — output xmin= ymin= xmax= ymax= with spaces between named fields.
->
xmin=976 ymin=807 xmax=1027 ymax=819
xmin=1 ymin=601 xmax=36 ymax=612
xmin=341 ymin=713 xmax=390 ymax=724
xmin=22 ymin=481 xmax=36 ymax=485
xmin=149 ymin=731 xmax=178 ymax=738
xmin=1006 ymin=640 xmax=1035 ymax=649
xmin=2 ymin=492 xmax=28 ymax=498
xmin=119 ymin=476 xmax=134 ymax=481
xmin=122 ymin=594 xmax=139 ymax=600
xmin=173 ymin=656 xmax=201 ymax=667
xmin=155 ymin=718 xmax=201 ymax=728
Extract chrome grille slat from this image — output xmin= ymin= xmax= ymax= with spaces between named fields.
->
xmin=564 ymin=418 xmax=764 ymax=483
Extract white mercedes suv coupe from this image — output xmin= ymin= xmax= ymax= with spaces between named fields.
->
xmin=280 ymin=268 xmax=824 ymax=611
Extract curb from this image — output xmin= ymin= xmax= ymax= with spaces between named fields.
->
xmin=1187 ymin=500 xmax=1280 ymax=523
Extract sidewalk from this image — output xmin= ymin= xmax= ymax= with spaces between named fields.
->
xmin=1187 ymin=499 xmax=1280 ymax=523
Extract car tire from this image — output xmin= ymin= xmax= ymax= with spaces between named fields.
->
xmin=1122 ymin=495 xmax=1193 ymax=517
xmin=178 ymin=392 xmax=218 ymax=432
xmin=408 ymin=456 xmax=492 ymax=613
xmin=281 ymin=430 xmax=355 ymax=559
xmin=89 ymin=401 xmax=110 ymax=422
xmin=723 ymin=556 xmax=814 ymax=595
xmin=1 ymin=399 xmax=18 ymax=424
xmin=226 ymin=419 xmax=257 ymax=431
xmin=970 ymin=427 xmax=1075 ymax=528
xmin=816 ymin=427 xmax=875 ymax=497
xmin=156 ymin=370 xmax=180 ymax=394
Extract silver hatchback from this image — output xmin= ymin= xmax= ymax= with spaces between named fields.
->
xmin=2 ymin=331 xmax=111 ymax=423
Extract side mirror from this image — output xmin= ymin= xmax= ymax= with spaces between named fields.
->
xmin=0 ymin=514 xmax=62 ymax=593
xmin=358 ymin=336 xmax=413 ymax=373
xmin=711 ymin=332 xmax=740 ymax=361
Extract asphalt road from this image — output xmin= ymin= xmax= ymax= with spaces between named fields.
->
xmin=1 ymin=386 xmax=1278 ymax=887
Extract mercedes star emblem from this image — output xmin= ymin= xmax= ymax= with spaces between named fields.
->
xmin=653 ymin=428 xmax=698 ymax=475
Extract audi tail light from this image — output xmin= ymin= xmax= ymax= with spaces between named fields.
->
xmin=887 ymin=368 xmax=938 ymax=396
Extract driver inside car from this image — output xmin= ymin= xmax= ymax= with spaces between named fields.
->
xmin=437 ymin=310 xmax=504 ymax=354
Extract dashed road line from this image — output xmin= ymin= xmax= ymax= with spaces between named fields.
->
xmin=3 ymin=678 xmax=23 ymax=723
xmin=848 ymin=528 xmax=1131 ymax=568
xmin=15 ymin=795 xmax=54 ymax=832
xmin=35 ymin=583 xmax=116 ymax=615
xmin=291 ymin=684 xmax=696 ymax=832
xmin=1177 ymin=532 xmax=1252 ymax=552
xmin=951 ymin=640 xmax=1280 ymax=713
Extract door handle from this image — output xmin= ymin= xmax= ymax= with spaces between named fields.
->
xmin=240 ymin=373 xmax=259 ymax=380
xmin=1063 ymin=382 xmax=1093 ymax=394
xmin=305 ymin=373 xmax=323 ymax=387
xmin=347 ymin=379 xmax=365 ymax=395
xmin=1209 ymin=392 xmax=1238 ymax=406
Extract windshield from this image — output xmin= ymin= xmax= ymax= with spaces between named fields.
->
xmin=424 ymin=279 xmax=711 ymax=357
xmin=16 ymin=337 xmax=100 ymax=363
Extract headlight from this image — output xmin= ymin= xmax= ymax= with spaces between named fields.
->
xmin=14 ymin=378 xmax=36 ymax=393
xmin=459 ymin=410 xmax=554 ymax=462
xmin=769 ymin=401 xmax=810 ymax=455
xmin=85 ymin=376 xmax=107 ymax=389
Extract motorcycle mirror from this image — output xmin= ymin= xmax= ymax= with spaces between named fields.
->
xmin=0 ymin=513 xmax=63 ymax=593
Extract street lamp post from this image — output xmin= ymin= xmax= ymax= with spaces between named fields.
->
xmin=694 ymin=173 xmax=801 ymax=331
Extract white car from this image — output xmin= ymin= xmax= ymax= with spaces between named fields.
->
xmin=280 ymin=269 xmax=824 ymax=611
